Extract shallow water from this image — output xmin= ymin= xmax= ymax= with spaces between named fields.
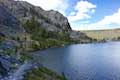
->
xmin=35 ymin=42 xmax=120 ymax=80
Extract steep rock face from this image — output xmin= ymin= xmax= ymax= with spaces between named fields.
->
xmin=0 ymin=1 xmax=24 ymax=36
xmin=44 ymin=10 xmax=71 ymax=32
xmin=0 ymin=0 xmax=71 ymax=32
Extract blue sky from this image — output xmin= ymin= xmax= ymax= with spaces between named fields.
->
xmin=23 ymin=0 xmax=120 ymax=30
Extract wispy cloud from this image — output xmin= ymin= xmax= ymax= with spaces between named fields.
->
xmin=75 ymin=8 xmax=120 ymax=30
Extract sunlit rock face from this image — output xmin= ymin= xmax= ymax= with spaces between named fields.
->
xmin=0 ymin=0 xmax=71 ymax=32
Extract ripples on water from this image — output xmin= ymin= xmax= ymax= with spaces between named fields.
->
xmin=35 ymin=42 xmax=120 ymax=80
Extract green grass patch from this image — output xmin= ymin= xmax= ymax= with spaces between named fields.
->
xmin=24 ymin=67 xmax=67 ymax=80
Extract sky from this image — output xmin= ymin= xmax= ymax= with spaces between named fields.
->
xmin=22 ymin=0 xmax=120 ymax=30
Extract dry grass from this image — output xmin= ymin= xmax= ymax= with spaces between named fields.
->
xmin=80 ymin=29 xmax=120 ymax=40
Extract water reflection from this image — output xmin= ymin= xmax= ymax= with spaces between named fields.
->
xmin=35 ymin=42 xmax=120 ymax=80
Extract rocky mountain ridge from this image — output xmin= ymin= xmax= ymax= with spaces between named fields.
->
xmin=0 ymin=0 xmax=71 ymax=33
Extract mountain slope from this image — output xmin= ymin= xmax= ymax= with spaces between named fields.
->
xmin=81 ymin=29 xmax=120 ymax=41
xmin=0 ymin=1 xmax=24 ymax=36
xmin=0 ymin=0 xmax=92 ymax=43
xmin=0 ymin=0 xmax=71 ymax=32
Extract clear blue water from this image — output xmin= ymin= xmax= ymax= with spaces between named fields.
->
xmin=35 ymin=42 xmax=120 ymax=80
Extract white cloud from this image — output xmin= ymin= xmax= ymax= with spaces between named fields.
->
xmin=74 ymin=8 xmax=120 ymax=30
xmin=68 ymin=1 xmax=96 ymax=22
xmin=22 ymin=0 xmax=68 ymax=16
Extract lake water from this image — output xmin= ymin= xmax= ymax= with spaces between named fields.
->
xmin=35 ymin=42 xmax=120 ymax=80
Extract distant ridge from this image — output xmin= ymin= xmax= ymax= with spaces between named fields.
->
xmin=81 ymin=28 xmax=120 ymax=40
